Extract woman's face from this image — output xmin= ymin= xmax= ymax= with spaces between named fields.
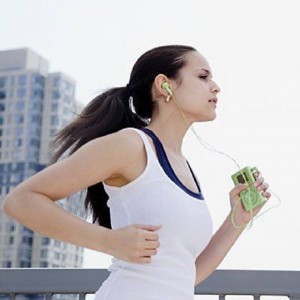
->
xmin=172 ymin=51 xmax=221 ymax=122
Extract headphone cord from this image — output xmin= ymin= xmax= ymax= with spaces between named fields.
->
xmin=168 ymin=90 xmax=281 ymax=229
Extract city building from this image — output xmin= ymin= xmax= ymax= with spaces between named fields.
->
xmin=0 ymin=48 xmax=86 ymax=299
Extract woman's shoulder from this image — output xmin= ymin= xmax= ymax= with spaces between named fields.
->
xmin=103 ymin=128 xmax=148 ymax=185
xmin=94 ymin=127 xmax=144 ymax=152
xmin=116 ymin=127 xmax=146 ymax=155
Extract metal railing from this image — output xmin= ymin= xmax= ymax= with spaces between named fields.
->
xmin=0 ymin=268 xmax=300 ymax=299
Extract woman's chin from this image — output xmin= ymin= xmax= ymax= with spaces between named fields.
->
xmin=196 ymin=112 xmax=217 ymax=122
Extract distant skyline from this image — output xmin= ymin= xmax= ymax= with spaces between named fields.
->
xmin=1 ymin=0 xmax=299 ymax=277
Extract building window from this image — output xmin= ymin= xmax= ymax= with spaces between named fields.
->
xmin=14 ymin=127 xmax=23 ymax=136
xmin=41 ymin=249 xmax=48 ymax=258
xmin=16 ymin=101 xmax=25 ymax=111
xmin=3 ymin=261 xmax=11 ymax=268
xmin=11 ymin=162 xmax=25 ymax=172
xmin=40 ymin=261 xmax=48 ymax=268
xmin=31 ymin=88 xmax=44 ymax=99
xmin=52 ymin=90 xmax=60 ymax=99
xmin=15 ymin=115 xmax=24 ymax=124
xmin=9 ymin=236 xmax=14 ymax=244
xmin=65 ymin=81 xmax=73 ymax=91
xmin=0 ymin=91 xmax=5 ymax=99
xmin=32 ymin=102 xmax=43 ymax=112
xmin=19 ymin=248 xmax=32 ymax=260
xmin=53 ymin=76 xmax=61 ymax=87
xmin=0 ymin=115 xmax=3 ymax=125
xmin=51 ymin=116 xmax=59 ymax=126
xmin=18 ymin=75 xmax=27 ymax=86
xmin=7 ymin=103 xmax=14 ymax=111
xmin=51 ymin=103 xmax=58 ymax=112
xmin=20 ymin=261 xmax=31 ymax=268
xmin=17 ymin=88 xmax=26 ymax=98
xmin=0 ymin=103 xmax=5 ymax=111
xmin=30 ymin=138 xmax=40 ymax=148
xmin=22 ymin=236 xmax=33 ymax=246
xmin=31 ymin=74 xmax=45 ymax=87
xmin=30 ymin=139 xmax=40 ymax=148
xmin=9 ymin=224 xmax=15 ymax=232
xmin=0 ymin=77 xmax=7 ymax=88
xmin=41 ymin=237 xmax=50 ymax=245
xmin=31 ymin=114 xmax=41 ymax=125
xmin=22 ymin=226 xmax=32 ymax=234
xmin=13 ymin=138 xmax=22 ymax=147
xmin=29 ymin=126 xmax=41 ymax=137
xmin=2 ymin=174 xmax=7 ymax=183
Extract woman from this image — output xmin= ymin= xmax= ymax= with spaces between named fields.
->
xmin=3 ymin=45 xmax=271 ymax=299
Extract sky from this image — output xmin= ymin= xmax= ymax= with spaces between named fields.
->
xmin=1 ymin=0 xmax=299 ymax=297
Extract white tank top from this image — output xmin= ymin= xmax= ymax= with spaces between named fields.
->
xmin=94 ymin=128 xmax=213 ymax=300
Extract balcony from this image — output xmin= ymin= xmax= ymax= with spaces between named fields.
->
xmin=0 ymin=269 xmax=300 ymax=299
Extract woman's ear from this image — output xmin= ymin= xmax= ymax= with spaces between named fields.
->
xmin=153 ymin=74 xmax=170 ymax=98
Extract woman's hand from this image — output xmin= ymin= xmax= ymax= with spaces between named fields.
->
xmin=106 ymin=224 xmax=161 ymax=264
xmin=229 ymin=174 xmax=272 ymax=226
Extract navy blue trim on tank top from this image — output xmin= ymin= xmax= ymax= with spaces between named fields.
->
xmin=140 ymin=128 xmax=204 ymax=200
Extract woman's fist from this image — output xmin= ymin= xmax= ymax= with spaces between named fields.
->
xmin=106 ymin=224 xmax=161 ymax=264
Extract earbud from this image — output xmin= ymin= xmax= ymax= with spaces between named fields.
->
xmin=161 ymin=82 xmax=173 ymax=96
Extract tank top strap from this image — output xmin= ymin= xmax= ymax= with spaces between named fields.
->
xmin=121 ymin=127 xmax=158 ymax=162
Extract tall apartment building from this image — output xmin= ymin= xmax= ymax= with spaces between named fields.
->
xmin=0 ymin=48 xmax=87 ymax=278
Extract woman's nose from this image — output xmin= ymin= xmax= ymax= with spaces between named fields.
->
xmin=212 ymin=82 xmax=221 ymax=94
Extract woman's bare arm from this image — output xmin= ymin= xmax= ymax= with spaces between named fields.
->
xmin=2 ymin=130 xmax=142 ymax=254
xmin=194 ymin=214 xmax=243 ymax=286
xmin=194 ymin=178 xmax=271 ymax=286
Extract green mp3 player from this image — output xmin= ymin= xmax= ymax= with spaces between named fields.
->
xmin=231 ymin=166 xmax=267 ymax=212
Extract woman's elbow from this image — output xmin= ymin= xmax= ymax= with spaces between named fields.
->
xmin=2 ymin=190 xmax=24 ymax=218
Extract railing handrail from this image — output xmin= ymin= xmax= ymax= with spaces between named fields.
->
xmin=0 ymin=268 xmax=300 ymax=296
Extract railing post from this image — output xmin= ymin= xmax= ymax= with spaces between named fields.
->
xmin=219 ymin=294 xmax=226 ymax=300
xmin=9 ymin=293 xmax=16 ymax=300
xmin=79 ymin=293 xmax=86 ymax=300
xmin=45 ymin=293 xmax=52 ymax=300
xmin=253 ymin=295 xmax=260 ymax=300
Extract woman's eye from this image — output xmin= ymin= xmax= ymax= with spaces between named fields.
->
xmin=199 ymin=75 xmax=208 ymax=80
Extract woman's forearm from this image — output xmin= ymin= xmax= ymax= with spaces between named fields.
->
xmin=3 ymin=191 xmax=111 ymax=254
xmin=194 ymin=214 xmax=244 ymax=286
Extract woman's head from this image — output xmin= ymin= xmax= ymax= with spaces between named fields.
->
xmin=128 ymin=45 xmax=197 ymax=120
xmin=129 ymin=46 xmax=220 ymax=125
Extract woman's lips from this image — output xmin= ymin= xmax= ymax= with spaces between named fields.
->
xmin=208 ymin=98 xmax=217 ymax=108
xmin=208 ymin=97 xmax=218 ymax=104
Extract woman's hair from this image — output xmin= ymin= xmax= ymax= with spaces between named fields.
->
xmin=49 ymin=45 xmax=196 ymax=229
